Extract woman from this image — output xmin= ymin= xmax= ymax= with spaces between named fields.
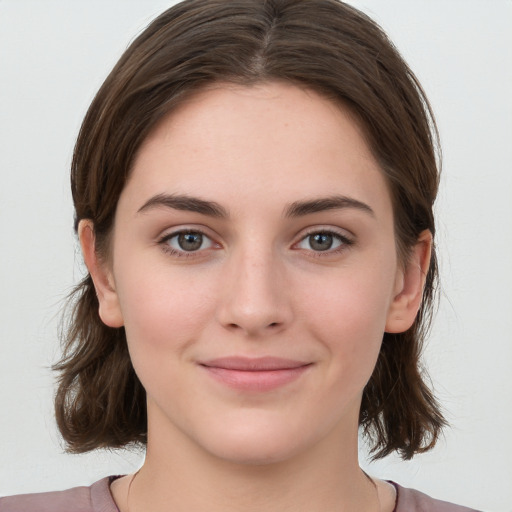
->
xmin=0 ymin=1 xmax=482 ymax=510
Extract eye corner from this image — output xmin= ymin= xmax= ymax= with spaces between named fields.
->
xmin=293 ymin=228 xmax=355 ymax=256
xmin=157 ymin=228 xmax=221 ymax=258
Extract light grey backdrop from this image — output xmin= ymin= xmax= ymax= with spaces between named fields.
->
xmin=0 ymin=1 xmax=511 ymax=511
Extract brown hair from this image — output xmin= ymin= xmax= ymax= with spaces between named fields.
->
xmin=54 ymin=0 xmax=445 ymax=459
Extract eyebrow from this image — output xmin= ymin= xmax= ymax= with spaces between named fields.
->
xmin=137 ymin=193 xmax=228 ymax=217
xmin=137 ymin=193 xmax=374 ymax=219
xmin=284 ymin=195 xmax=374 ymax=218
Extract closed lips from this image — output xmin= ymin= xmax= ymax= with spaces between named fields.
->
xmin=199 ymin=357 xmax=312 ymax=371
xmin=199 ymin=357 xmax=313 ymax=392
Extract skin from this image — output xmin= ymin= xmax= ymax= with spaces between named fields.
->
xmin=80 ymin=82 xmax=431 ymax=512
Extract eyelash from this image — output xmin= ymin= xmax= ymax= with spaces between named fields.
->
xmin=294 ymin=229 xmax=354 ymax=257
xmin=158 ymin=229 xmax=215 ymax=258
xmin=157 ymin=228 xmax=354 ymax=258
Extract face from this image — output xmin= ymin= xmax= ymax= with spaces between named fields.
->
xmin=86 ymin=82 xmax=423 ymax=465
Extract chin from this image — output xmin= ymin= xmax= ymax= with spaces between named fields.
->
xmin=208 ymin=437 xmax=303 ymax=466
xmin=194 ymin=414 xmax=320 ymax=466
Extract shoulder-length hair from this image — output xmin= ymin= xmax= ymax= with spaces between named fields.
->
xmin=54 ymin=0 xmax=445 ymax=460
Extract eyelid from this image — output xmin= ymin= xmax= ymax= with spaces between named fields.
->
xmin=155 ymin=224 xmax=354 ymax=258
xmin=157 ymin=226 xmax=221 ymax=257
xmin=292 ymin=226 xmax=355 ymax=254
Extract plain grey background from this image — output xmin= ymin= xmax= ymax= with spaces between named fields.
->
xmin=0 ymin=1 xmax=511 ymax=511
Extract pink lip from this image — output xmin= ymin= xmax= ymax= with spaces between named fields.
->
xmin=199 ymin=357 xmax=312 ymax=392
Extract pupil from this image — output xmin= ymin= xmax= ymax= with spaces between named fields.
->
xmin=310 ymin=233 xmax=333 ymax=251
xmin=178 ymin=232 xmax=202 ymax=251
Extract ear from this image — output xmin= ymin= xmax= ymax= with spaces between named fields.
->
xmin=78 ymin=220 xmax=124 ymax=328
xmin=385 ymin=230 xmax=432 ymax=333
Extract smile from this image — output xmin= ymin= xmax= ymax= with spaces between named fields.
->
xmin=199 ymin=357 xmax=313 ymax=392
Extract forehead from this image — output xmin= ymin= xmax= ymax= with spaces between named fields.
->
xmin=124 ymin=82 xmax=392 ymax=221
xmin=141 ymin=81 xmax=372 ymax=164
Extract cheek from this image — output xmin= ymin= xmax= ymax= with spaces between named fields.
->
xmin=114 ymin=260 xmax=217 ymax=373
xmin=295 ymin=262 xmax=396 ymax=382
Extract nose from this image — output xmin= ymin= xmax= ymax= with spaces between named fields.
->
xmin=215 ymin=246 xmax=293 ymax=337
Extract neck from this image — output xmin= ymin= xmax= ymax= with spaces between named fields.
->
xmin=127 ymin=406 xmax=378 ymax=512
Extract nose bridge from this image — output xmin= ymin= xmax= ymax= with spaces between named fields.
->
xmin=216 ymin=240 xmax=291 ymax=336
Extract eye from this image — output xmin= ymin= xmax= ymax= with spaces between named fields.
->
xmin=160 ymin=230 xmax=215 ymax=255
xmin=295 ymin=230 xmax=352 ymax=253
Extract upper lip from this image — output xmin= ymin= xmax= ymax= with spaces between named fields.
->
xmin=199 ymin=356 xmax=311 ymax=371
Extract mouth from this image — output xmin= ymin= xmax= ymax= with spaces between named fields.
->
xmin=199 ymin=356 xmax=313 ymax=392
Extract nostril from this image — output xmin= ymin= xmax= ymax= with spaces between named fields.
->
xmin=227 ymin=322 xmax=280 ymax=330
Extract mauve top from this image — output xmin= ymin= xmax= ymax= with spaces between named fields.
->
xmin=0 ymin=476 xmax=481 ymax=511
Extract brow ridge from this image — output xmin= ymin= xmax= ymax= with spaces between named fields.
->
xmin=137 ymin=193 xmax=373 ymax=219
xmin=137 ymin=193 xmax=228 ymax=218
xmin=284 ymin=195 xmax=374 ymax=217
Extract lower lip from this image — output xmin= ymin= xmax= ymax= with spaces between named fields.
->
xmin=201 ymin=365 xmax=311 ymax=392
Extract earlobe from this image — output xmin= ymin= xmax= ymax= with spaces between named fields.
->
xmin=385 ymin=230 xmax=432 ymax=333
xmin=78 ymin=220 xmax=124 ymax=328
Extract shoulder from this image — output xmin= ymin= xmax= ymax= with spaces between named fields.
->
xmin=394 ymin=483 xmax=482 ymax=512
xmin=0 ymin=476 xmax=119 ymax=512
